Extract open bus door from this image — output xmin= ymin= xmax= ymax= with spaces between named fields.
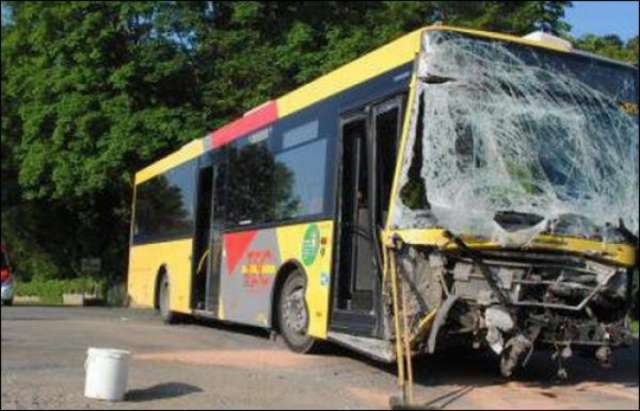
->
xmin=331 ymin=95 xmax=405 ymax=339
xmin=192 ymin=151 xmax=225 ymax=314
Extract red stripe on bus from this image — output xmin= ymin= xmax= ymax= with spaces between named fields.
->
xmin=210 ymin=100 xmax=278 ymax=149
xmin=224 ymin=230 xmax=258 ymax=275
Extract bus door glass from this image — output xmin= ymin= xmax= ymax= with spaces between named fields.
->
xmin=193 ymin=158 xmax=213 ymax=310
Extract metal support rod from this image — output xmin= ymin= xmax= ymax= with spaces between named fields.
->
xmin=389 ymin=249 xmax=406 ymax=388
xmin=401 ymin=278 xmax=414 ymax=405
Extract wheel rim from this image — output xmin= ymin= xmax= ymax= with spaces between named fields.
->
xmin=283 ymin=286 xmax=307 ymax=335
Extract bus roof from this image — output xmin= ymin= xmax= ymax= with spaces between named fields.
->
xmin=135 ymin=25 xmax=632 ymax=184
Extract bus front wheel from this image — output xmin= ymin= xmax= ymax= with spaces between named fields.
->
xmin=277 ymin=271 xmax=316 ymax=353
xmin=158 ymin=273 xmax=177 ymax=324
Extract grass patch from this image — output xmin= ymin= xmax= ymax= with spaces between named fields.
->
xmin=14 ymin=277 xmax=106 ymax=305
xmin=632 ymin=321 xmax=639 ymax=335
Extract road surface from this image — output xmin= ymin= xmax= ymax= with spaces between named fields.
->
xmin=1 ymin=306 xmax=638 ymax=409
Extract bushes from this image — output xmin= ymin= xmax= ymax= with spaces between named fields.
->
xmin=14 ymin=277 xmax=106 ymax=305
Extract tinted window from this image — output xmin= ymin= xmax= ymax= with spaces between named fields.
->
xmin=226 ymin=142 xmax=280 ymax=225
xmin=275 ymin=139 xmax=327 ymax=218
xmin=133 ymin=161 xmax=195 ymax=243
xmin=226 ymin=138 xmax=328 ymax=227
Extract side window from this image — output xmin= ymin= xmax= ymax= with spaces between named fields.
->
xmin=226 ymin=142 xmax=280 ymax=225
xmin=225 ymin=122 xmax=328 ymax=228
xmin=133 ymin=161 xmax=195 ymax=242
xmin=274 ymin=138 xmax=327 ymax=219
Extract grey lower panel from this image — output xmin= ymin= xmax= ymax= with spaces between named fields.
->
xmin=327 ymin=331 xmax=395 ymax=363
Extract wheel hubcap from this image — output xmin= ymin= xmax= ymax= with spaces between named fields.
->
xmin=284 ymin=287 xmax=307 ymax=335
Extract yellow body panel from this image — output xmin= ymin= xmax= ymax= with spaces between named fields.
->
xmin=133 ymin=26 xmax=573 ymax=188
xmin=275 ymin=221 xmax=334 ymax=339
xmin=275 ymin=25 xmax=572 ymax=122
xmin=384 ymin=229 xmax=637 ymax=267
xmin=127 ymin=238 xmax=193 ymax=313
xmin=135 ymin=139 xmax=204 ymax=184
xmin=276 ymin=29 xmax=423 ymax=118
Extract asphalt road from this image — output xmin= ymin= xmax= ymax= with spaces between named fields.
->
xmin=1 ymin=306 xmax=638 ymax=409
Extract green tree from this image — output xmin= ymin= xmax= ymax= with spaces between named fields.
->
xmin=1 ymin=1 xmax=575 ymax=282
xmin=2 ymin=2 xmax=204 ymax=279
xmin=567 ymin=33 xmax=639 ymax=64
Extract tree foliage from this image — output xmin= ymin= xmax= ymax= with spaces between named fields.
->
xmin=1 ymin=1 xmax=636 ymax=281
xmin=569 ymin=33 xmax=639 ymax=64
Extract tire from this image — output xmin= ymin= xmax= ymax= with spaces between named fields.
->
xmin=277 ymin=270 xmax=316 ymax=353
xmin=158 ymin=273 xmax=177 ymax=324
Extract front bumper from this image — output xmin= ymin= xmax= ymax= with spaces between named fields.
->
xmin=392 ymin=242 xmax=635 ymax=377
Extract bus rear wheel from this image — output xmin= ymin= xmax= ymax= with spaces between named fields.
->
xmin=158 ymin=273 xmax=177 ymax=324
xmin=277 ymin=271 xmax=316 ymax=353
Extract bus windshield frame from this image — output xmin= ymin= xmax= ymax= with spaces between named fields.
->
xmin=390 ymin=29 xmax=639 ymax=242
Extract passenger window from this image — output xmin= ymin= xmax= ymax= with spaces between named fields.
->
xmin=133 ymin=161 xmax=196 ymax=243
xmin=225 ymin=136 xmax=328 ymax=227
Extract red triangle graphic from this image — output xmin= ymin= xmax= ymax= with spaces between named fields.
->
xmin=224 ymin=230 xmax=258 ymax=275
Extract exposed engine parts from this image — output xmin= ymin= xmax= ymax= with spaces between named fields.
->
xmin=500 ymin=333 xmax=534 ymax=378
xmin=388 ymin=242 xmax=634 ymax=379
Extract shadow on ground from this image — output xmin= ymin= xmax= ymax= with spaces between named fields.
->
xmin=136 ymin=309 xmax=638 ymax=408
xmin=321 ymin=337 xmax=639 ymax=408
xmin=125 ymin=382 xmax=203 ymax=402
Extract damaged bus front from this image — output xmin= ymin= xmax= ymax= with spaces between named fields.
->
xmin=385 ymin=29 xmax=638 ymax=378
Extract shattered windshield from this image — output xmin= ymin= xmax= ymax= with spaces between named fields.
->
xmin=391 ymin=30 xmax=639 ymax=244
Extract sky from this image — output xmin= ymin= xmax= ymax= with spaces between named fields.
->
xmin=564 ymin=1 xmax=639 ymax=40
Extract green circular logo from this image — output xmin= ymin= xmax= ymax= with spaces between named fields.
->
xmin=302 ymin=224 xmax=320 ymax=266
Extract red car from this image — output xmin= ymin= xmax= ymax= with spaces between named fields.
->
xmin=1 ymin=244 xmax=13 ymax=306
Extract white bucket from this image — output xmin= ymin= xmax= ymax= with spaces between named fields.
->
xmin=84 ymin=347 xmax=131 ymax=401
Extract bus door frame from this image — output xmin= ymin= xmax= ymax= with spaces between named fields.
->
xmin=331 ymin=93 xmax=406 ymax=338
xmin=192 ymin=153 xmax=214 ymax=310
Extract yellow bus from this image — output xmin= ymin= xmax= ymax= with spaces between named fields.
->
xmin=127 ymin=25 xmax=638 ymax=377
